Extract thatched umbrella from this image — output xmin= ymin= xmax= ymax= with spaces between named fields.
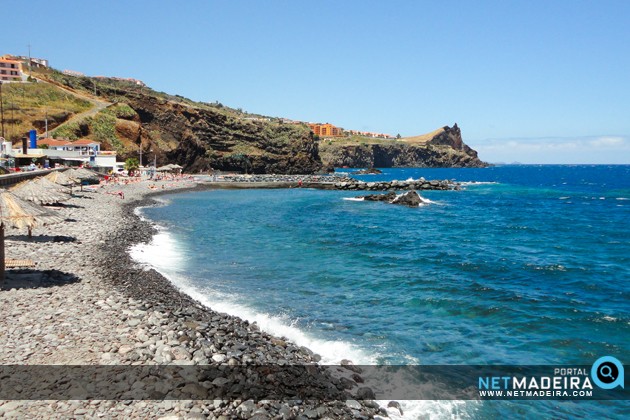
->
xmin=0 ymin=189 xmax=64 ymax=282
xmin=37 ymin=177 xmax=72 ymax=195
xmin=9 ymin=179 xmax=71 ymax=205
xmin=65 ymin=168 xmax=102 ymax=191
xmin=66 ymin=168 xmax=100 ymax=180
xmin=45 ymin=171 xmax=78 ymax=186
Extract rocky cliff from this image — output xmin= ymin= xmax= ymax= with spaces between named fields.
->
xmin=319 ymin=124 xmax=487 ymax=168
xmin=36 ymin=69 xmax=486 ymax=173
xmin=38 ymin=71 xmax=322 ymax=174
xmin=122 ymin=93 xmax=321 ymax=174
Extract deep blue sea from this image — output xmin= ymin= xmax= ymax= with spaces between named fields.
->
xmin=133 ymin=165 xmax=629 ymax=419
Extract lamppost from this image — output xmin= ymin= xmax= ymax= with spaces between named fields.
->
xmin=0 ymin=81 xmax=4 ymax=139
xmin=150 ymin=148 xmax=156 ymax=178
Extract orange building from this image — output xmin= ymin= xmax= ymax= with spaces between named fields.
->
xmin=0 ymin=57 xmax=23 ymax=81
xmin=308 ymin=123 xmax=344 ymax=137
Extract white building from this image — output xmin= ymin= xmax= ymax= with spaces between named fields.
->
xmin=22 ymin=138 xmax=119 ymax=170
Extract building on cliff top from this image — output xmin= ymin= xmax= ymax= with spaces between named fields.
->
xmin=308 ymin=123 xmax=344 ymax=137
xmin=0 ymin=57 xmax=23 ymax=82
xmin=347 ymin=130 xmax=394 ymax=139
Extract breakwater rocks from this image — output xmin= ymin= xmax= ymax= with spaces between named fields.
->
xmin=334 ymin=178 xmax=459 ymax=191
xmin=200 ymin=173 xmax=353 ymax=184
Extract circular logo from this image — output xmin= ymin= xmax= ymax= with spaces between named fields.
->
xmin=596 ymin=361 xmax=619 ymax=384
xmin=591 ymin=356 xmax=624 ymax=390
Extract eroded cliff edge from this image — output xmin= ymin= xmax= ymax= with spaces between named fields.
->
xmin=319 ymin=124 xmax=487 ymax=168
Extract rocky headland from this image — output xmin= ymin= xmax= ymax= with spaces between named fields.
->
xmin=319 ymin=124 xmax=487 ymax=169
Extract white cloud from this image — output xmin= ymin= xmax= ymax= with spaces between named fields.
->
xmin=588 ymin=136 xmax=625 ymax=147
xmin=471 ymin=135 xmax=630 ymax=164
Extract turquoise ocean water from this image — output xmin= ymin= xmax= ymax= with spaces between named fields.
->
xmin=133 ymin=165 xmax=629 ymax=419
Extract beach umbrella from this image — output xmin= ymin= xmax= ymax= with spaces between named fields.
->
xmin=45 ymin=171 xmax=78 ymax=186
xmin=0 ymin=189 xmax=64 ymax=282
xmin=65 ymin=168 xmax=102 ymax=192
xmin=36 ymin=177 xmax=71 ymax=194
xmin=65 ymin=168 xmax=101 ymax=180
xmin=9 ymin=179 xmax=71 ymax=205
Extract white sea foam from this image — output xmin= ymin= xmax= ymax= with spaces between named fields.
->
xmin=342 ymin=197 xmax=365 ymax=201
xmin=130 ymin=229 xmax=376 ymax=365
xmin=459 ymin=181 xmax=499 ymax=186
xmin=616 ymin=197 xmax=629 ymax=201
xmin=419 ymin=196 xmax=438 ymax=205
xmin=130 ymin=226 xmax=474 ymax=419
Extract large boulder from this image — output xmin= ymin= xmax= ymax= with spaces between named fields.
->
xmin=358 ymin=191 xmax=396 ymax=202
xmin=391 ymin=191 xmax=422 ymax=207
xmin=351 ymin=167 xmax=383 ymax=175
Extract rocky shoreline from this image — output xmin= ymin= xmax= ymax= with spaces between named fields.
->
xmin=0 ymin=179 xmax=393 ymax=419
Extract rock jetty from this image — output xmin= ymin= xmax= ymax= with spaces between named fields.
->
xmin=334 ymin=178 xmax=459 ymax=191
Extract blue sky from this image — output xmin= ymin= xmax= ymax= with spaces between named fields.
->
xmin=4 ymin=0 xmax=630 ymax=163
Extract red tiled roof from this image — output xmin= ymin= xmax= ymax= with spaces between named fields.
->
xmin=72 ymin=139 xmax=100 ymax=145
xmin=37 ymin=138 xmax=68 ymax=147
xmin=36 ymin=138 xmax=100 ymax=147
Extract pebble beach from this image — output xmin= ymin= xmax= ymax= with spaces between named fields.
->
xmin=0 ymin=178 xmax=389 ymax=419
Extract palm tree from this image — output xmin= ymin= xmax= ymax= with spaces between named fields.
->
xmin=124 ymin=157 xmax=139 ymax=175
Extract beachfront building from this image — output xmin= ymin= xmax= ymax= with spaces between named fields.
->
xmin=308 ymin=123 xmax=344 ymax=138
xmin=0 ymin=57 xmax=23 ymax=82
xmin=18 ymin=138 xmax=118 ymax=171
xmin=36 ymin=138 xmax=101 ymax=155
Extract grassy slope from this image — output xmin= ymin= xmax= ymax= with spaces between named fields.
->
xmin=0 ymin=82 xmax=92 ymax=141
xmin=321 ymin=127 xmax=445 ymax=147
xmin=400 ymin=127 xmax=445 ymax=144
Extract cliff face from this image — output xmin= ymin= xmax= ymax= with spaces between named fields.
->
xmin=122 ymin=94 xmax=321 ymax=174
xmin=319 ymin=124 xmax=487 ymax=168
xmin=38 ymin=71 xmax=322 ymax=174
